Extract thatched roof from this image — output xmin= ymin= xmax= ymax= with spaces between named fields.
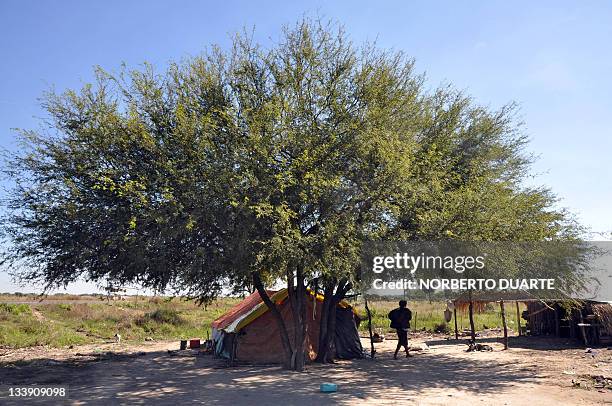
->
xmin=452 ymin=291 xmax=562 ymax=304
xmin=451 ymin=288 xmax=612 ymax=303
xmin=592 ymin=303 xmax=612 ymax=332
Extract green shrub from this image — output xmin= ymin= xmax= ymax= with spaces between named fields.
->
xmin=0 ymin=303 xmax=32 ymax=315
xmin=138 ymin=308 xmax=184 ymax=326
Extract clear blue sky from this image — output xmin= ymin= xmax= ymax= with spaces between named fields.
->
xmin=1 ymin=1 xmax=611 ymax=293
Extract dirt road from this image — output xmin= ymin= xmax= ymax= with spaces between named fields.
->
xmin=1 ymin=336 xmax=610 ymax=405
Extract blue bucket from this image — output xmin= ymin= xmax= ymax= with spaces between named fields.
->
xmin=320 ymin=383 xmax=337 ymax=393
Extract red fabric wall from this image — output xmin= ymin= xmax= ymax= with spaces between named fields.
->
xmin=235 ymin=294 xmax=323 ymax=363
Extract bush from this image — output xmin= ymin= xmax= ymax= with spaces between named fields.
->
xmin=138 ymin=309 xmax=184 ymax=326
xmin=0 ymin=303 xmax=32 ymax=315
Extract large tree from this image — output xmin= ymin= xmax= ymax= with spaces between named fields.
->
xmin=1 ymin=19 xmax=581 ymax=370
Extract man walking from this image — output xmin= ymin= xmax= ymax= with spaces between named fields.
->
xmin=388 ymin=300 xmax=413 ymax=359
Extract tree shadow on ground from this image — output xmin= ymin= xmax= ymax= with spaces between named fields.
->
xmin=0 ymin=344 xmax=542 ymax=405
xmin=426 ymin=335 xmax=600 ymax=351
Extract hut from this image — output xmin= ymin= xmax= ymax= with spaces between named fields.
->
xmin=452 ymin=291 xmax=612 ymax=345
xmin=524 ymin=299 xmax=612 ymax=344
xmin=211 ymin=288 xmax=363 ymax=363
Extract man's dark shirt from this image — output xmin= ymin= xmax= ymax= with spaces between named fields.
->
xmin=388 ymin=307 xmax=412 ymax=330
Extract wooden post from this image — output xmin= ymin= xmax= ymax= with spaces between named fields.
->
xmin=468 ymin=291 xmax=476 ymax=341
xmin=515 ymin=301 xmax=521 ymax=336
xmin=364 ymin=297 xmax=375 ymax=359
xmin=454 ymin=308 xmax=459 ymax=340
xmin=500 ymin=300 xmax=508 ymax=350
xmin=578 ymin=310 xmax=588 ymax=346
xmin=554 ymin=306 xmax=560 ymax=337
xmin=569 ymin=308 xmax=576 ymax=339
xmin=414 ymin=311 xmax=417 ymax=331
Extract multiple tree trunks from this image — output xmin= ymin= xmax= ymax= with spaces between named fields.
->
xmin=252 ymin=271 xmax=357 ymax=370
xmin=315 ymin=278 xmax=352 ymax=363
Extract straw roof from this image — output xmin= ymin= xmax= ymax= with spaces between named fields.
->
xmin=452 ymin=291 xmax=560 ymax=304
xmin=592 ymin=303 xmax=612 ymax=333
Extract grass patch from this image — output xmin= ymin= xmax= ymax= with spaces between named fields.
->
xmin=1 ymin=295 xmax=520 ymax=348
xmin=0 ymin=296 xmax=240 ymax=348
xmin=0 ymin=303 xmax=32 ymax=316
xmin=0 ymin=306 xmax=88 ymax=348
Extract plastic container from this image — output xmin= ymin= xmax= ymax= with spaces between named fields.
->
xmin=180 ymin=340 xmax=187 ymax=350
xmin=320 ymin=383 xmax=337 ymax=393
xmin=189 ymin=339 xmax=201 ymax=349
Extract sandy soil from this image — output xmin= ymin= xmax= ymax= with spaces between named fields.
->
xmin=1 ymin=335 xmax=611 ymax=405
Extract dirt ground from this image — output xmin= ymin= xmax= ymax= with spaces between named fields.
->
xmin=1 ymin=335 xmax=611 ymax=405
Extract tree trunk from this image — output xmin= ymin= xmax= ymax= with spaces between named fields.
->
xmin=287 ymin=266 xmax=307 ymax=371
xmin=468 ymin=290 xmax=476 ymax=341
xmin=500 ymin=300 xmax=508 ymax=350
xmin=315 ymin=280 xmax=335 ymax=362
xmin=252 ymin=272 xmax=293 ymax=369
xmin=325 ymin=301 xmax=338 ymax=362
xmin=315 ymin=278 xmax=351 ymax=363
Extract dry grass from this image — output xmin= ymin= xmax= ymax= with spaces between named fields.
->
xmin=0 ymin=296 xmax=240 ymax=348
xmin=1 ymin=294 xmax=526 ymax=349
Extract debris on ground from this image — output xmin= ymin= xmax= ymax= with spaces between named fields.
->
xmin=572 ymin=374 xmax=612 ymax=391
xmin=410 ymin=343 xmax=429 ymax=352
xmin=466 ymin=340 xmax=493 ymax=352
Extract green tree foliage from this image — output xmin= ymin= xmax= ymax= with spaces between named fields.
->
xmin=1 ymin=19 xmax=582 ymax=369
